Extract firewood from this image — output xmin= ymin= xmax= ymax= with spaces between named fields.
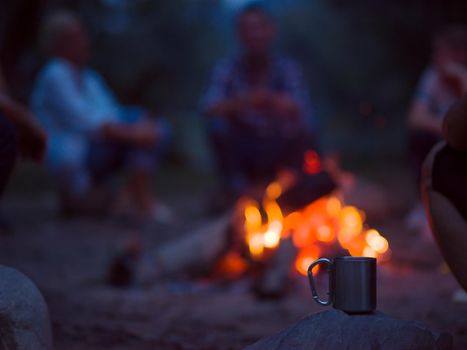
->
xmin=253 ymin=238 xmax=297 ymax=299
xmin=137 ymin=214 xmax=231 ymax=284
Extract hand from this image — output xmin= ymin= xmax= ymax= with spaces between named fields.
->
xmin=130 ymin=120 xmax=159 ymax=147
xmin=272 ymin=93 xmax=300 ymax=119
xmin=440 ymin=61 xmax=467 ymax=92
xmin=249 ymin=89 xmax=274 ymax=110
xmin=99 ymin=121 xmax=158 ymax=148
xmin=98 ymin=122 xmax=115 ymax=139
xmin=441 ymin=61 xmax=467 ymax=79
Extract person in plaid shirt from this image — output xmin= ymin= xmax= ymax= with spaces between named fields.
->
xmin=201 ymin=4 xmax=316 ymax=197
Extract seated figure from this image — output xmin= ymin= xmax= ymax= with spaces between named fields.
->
xmin=422 ymin=96 xmax=467 ymax=292
xmin=201 ymin=4 xmax=316 ymax=198
xmin=407 ymin=25 xmax=467 ymax=235
xmin=31 ymin=11 xmax=170 ymax=220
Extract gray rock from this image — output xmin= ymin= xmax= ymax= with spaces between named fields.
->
xmin=0 ymin=266 xmax=53 ymax=350
xmin=245 ymin=309 xmax=452 ymax=350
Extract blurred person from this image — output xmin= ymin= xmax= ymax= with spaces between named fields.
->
xmin=406 ymin=24 xmax=467 ymax=234
xmin=201 ymin=4 xmax=315 ymax=202
xmin=0 ymin=70 xmax=46 ymax=232
xmin=422 ymin=96 xmax=467 ymax=300
xmin=31 ymin=11 xmax=171 ymax=221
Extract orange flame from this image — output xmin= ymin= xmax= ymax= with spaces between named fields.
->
xmin=295 ymin=246 xmax=321 ymax=276
xmin=242 ymin=176 xmax=390 ymax=275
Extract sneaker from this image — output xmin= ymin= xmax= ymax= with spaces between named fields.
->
xmin=150 ymin=203 xmax=174 ymax=224
xmin=452 ymin=289 xmax=467 ymax=303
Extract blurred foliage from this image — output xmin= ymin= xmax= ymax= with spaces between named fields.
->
xmin=79 ymin=0 xmax=228 ymax=115
xmin=276 ymin=0 xmax=467 ymax=154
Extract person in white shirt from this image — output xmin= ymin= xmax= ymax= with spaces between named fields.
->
xmin=31 ymin=11 xmax=171 ymax=220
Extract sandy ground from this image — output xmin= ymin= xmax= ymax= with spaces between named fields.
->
xmin=0 ymin=182 xmax=466 ymax=349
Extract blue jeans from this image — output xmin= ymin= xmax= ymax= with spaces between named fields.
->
xmin=87 ymin=119 xmax=171 ymax=185
xmin=207 ymin=119 xmax=314 ymax=193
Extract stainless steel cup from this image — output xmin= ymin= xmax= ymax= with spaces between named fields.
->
xmin=308 ymin=256 xmax=376 ymax=313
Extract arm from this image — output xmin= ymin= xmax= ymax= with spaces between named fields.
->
xmin=0 ymin=94 xmax=46 ymax=162
xmin=100 ymin=120 xmax=158 ymax=148
xmin=44 ymin=65 xmax=110 ymax=133
xmin=202 ymin=60 xmax=250 ymax=119
xmin=408 ymin=101 xmax=443 ymax=135
xmin=440 ymin=61 xmax=467 ymax=95
xmin=271 ymin=60 xmax=311 ymax=122
xmin=205 ymin=89 xmax=295 ymax=118
xmin=408 ymin=69 xmax=443 ymax=135
xmin=268 ymin=92 xmax=301 ymax=120
xmin=205 ymin=96 xmax=249 ymax=118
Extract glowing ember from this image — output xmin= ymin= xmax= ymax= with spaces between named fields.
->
xmin=241 ymin=176 xmax=390 ymax=275
xmin=282 ymin=211 xmax=301 ymax=238
xmin=263 ymin=222 xmax=282 ymax=248
xmin=316 ymin=224 xmax=335 ymax=242
xmin=244 ymin=202 xmax=262 ymax=232
xmin=295 ymin=246 xmax=321 ymax=276
xmin=292 ymin=222 xmax=315 ymax=248
xmin=212 ymin=251 xmax=249 ymax=279
xmin=266 ymin=181 xmax=282 ymax=200
xmin=365 ymin=229 xmax=389 ymax=254
xmin=304 ymin=150 xmax=321 ymax=174
xmin=326 ymin=196 xmax=342 ymax=217
xmin=336 ymin=206 xmax=364 ymax=252
xmin=248 ymin=233 xmax=264 ymax=258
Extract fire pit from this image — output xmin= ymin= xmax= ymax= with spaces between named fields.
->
xmin=212 ymin=167 xmax=391 ymax=296
xmin=133 ymin=154 xmax=391 ymax=298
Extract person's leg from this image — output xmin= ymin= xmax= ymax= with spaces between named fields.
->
xmin=86 ymin=138 xmax=136 ymax=217
xmin=243 ymin=133 xmax=277 ymax=185
xmin=241 ymin=130 xmax=307 ymax=186
xmin=406 ymin=129 xmax=442 ymax=233
xmin=206 ymin=119 xmax=247 ymax=194
xmin=87 ymin=138 xmax=124 ymax=185
xmin=278 ymin=131 xmax=310 ymax=173
xmin=122 ymin=120 xmax=172 ymax=219
xmin=126 ymin=169 xmax=154 ymax=215
xmin=409 ymin=129 xmax=442 ymax=185
xmin=49 ymin=158 xmax=109 ymax=218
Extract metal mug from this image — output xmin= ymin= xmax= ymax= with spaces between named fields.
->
xmin=308 ymin=256 xmax=376 ymax=313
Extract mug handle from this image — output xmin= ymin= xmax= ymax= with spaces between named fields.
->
xmin=308 ymin=258 xmax=332 ymax=306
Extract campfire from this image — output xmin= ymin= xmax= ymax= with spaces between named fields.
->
xmin=132 ymin=152 xmax=391 ymax=298
xmin=220 ymin=153 xmax=390 ymax=288
xmin=240 ymin=183 xmax=390 ymax=277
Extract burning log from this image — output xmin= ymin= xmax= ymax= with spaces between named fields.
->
xmin=253 ymin=238 xmax=297 ymax=299
xmin=277 ymin=171 xmax=337 ymax=212
xmin=137 ymin=215 xmax=231 ymax=284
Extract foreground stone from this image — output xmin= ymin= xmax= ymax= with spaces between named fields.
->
xmin=0 ymin=266 xmax=53 ymax=350
xmin=245 ymin=309 xmax=452 ymax=350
